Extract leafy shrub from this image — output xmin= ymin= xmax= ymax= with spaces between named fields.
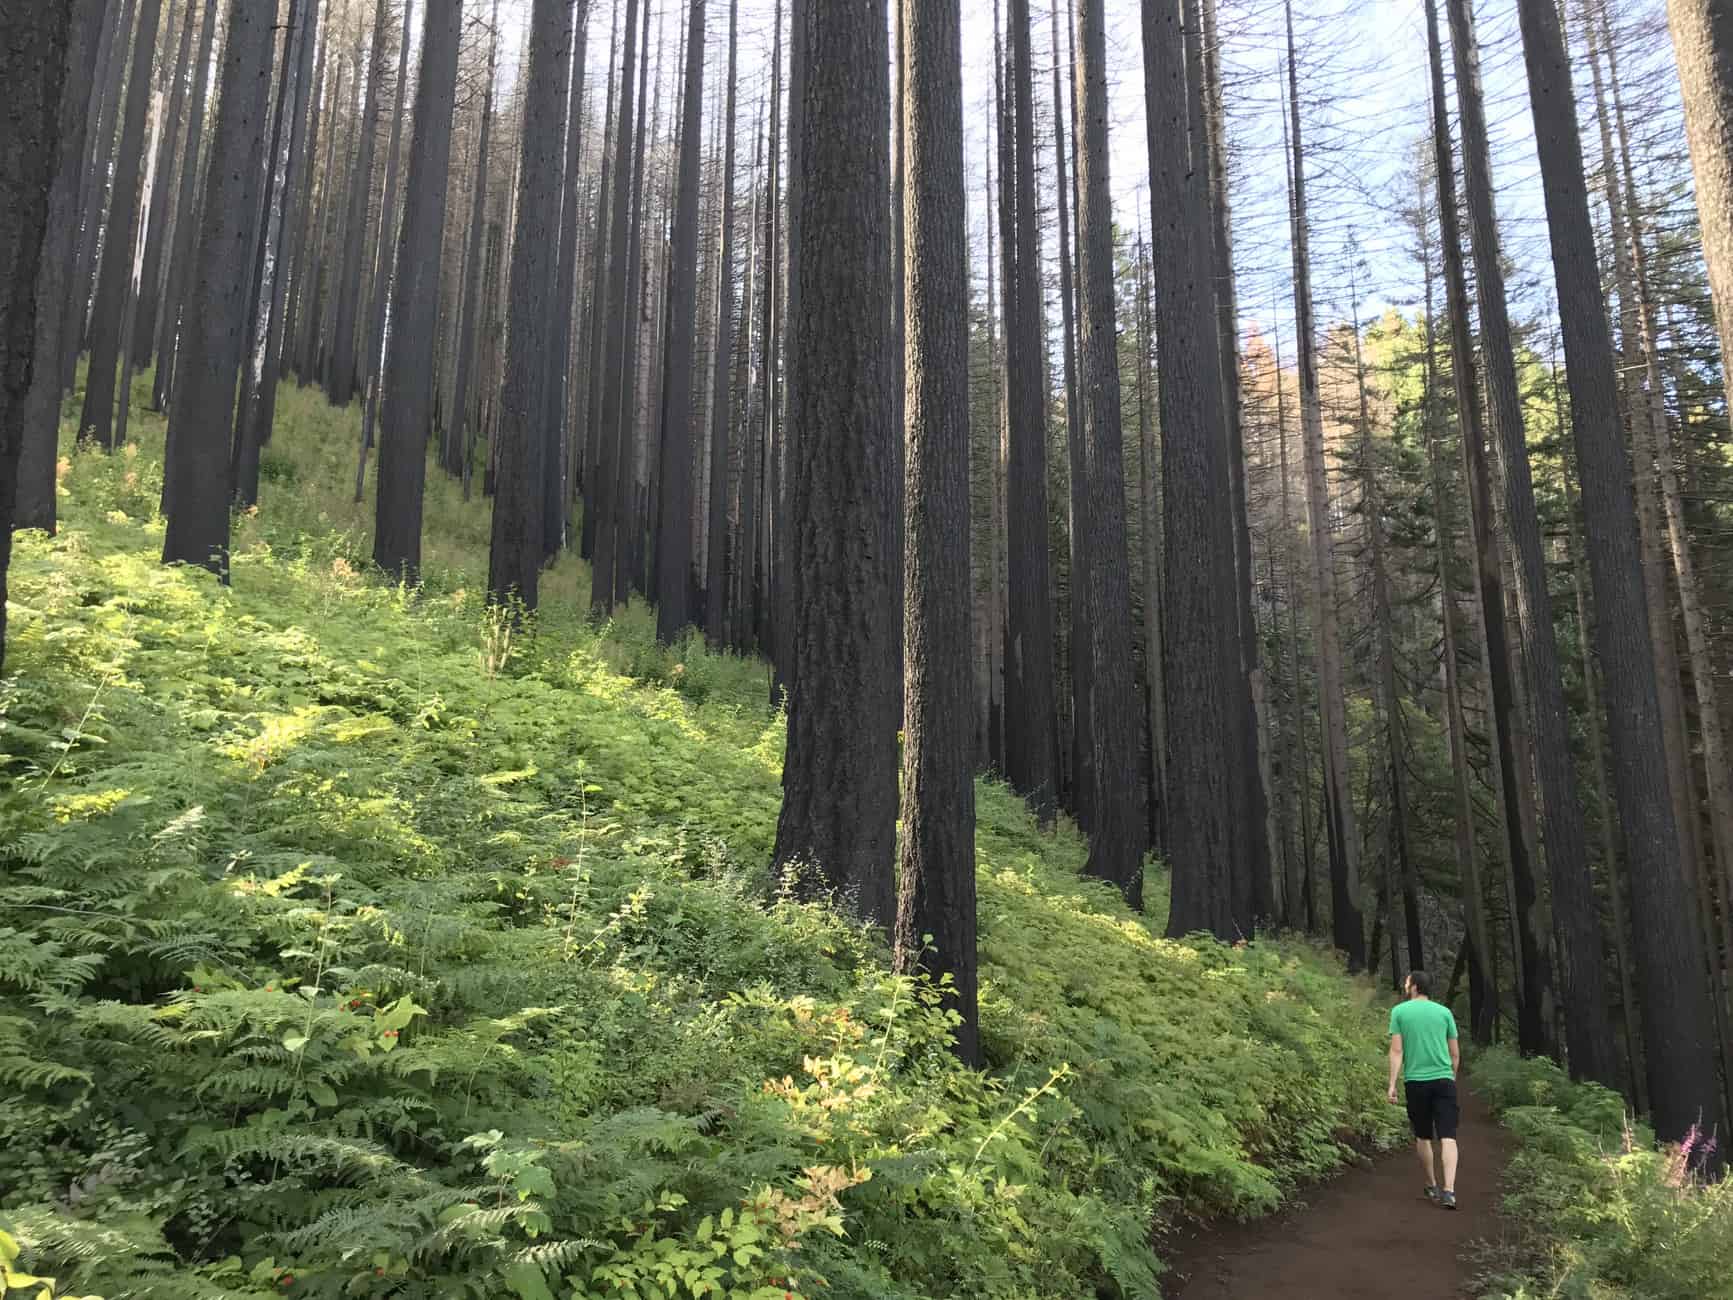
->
xmin=1474 ymin=1048 xmax=1733 ymax=1299
xmin=0 ymin=368 xmax=1401 ymax=1298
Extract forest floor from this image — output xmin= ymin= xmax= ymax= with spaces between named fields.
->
xmin=4 ymin=368 xmax=1410 ymax=1298
xmin=1163 ymin=1080 xmax=1513 ymax=1298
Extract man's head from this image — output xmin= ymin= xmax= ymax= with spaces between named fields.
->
xmin=1404 ymin=970 xmax=1432 ymax=1000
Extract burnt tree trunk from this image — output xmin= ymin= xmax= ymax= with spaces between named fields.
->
xmin=161 ymin=0 xmax=275 ymax=578
xmin=1287 ymin=5 xmax=1365 ymax=967
xmin=1447 ymin=0 xmax=1614 ymax=1076
xmin=487 ymin=0 xmax=572 ymax=610
xmin=655 ymin=0 xmax=708 ymax=642
xmin=0 ymin=1 xmax=77 ymax=672
xmin=16 ymin=0 xmax=109 ymax=537
xmin=592 ymin=0 xmax=643 ymax=615
xmin=232 ymin=0 xmax=306 ymax=508
xmin=372 ymin=0 xmax=463 ymax=582
xmin=1050 ymin=0 xmax=1089 ymax=832
xmin=451 ymin=0 xmax=501 ymax=497
xmin=78 ymin=0 xmax=162 ymax=448
xmin=67 ymin=0 xmax=135 ymax=386
xmin=1144 ymin=0 xmax=1235 ymax=940
xmin=893 ymin=0 xmax=978 ymax=1064
xmin=540 ymin=0 xmax=592 ymax=550
xmin=1669 ymin=0 xmax=1733 ymax=396
xmin=329 ymin=0 xmax=391 ymax=407
xmin=1075 ymin=0 xmax=1145 ymax=905
xmin=1514 ymin=0 xmax=1722 ymax=1147
xmin=771 ymin=0 xmax=899 ymax=930
xmin=356 ymin=0 xmax=415 ymax=494
xmin=1003 ymin=0 xmax=1057 ymax=824
xmin=703 ymin=0 xmax=742 ymax=644
xmin=132 ymin=0 xmax=197 ymax=369
xmin=152 ymin=0 xmax=218 ymax=412
xmin=238 ymin=0 xmax=318 ymax=467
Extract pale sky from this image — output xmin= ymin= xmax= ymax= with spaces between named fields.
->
xmin=488 ymin=0 xmax=1692 ymax=358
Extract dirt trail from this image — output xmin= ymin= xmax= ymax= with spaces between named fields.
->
xmin=1164 ymin=1082 xmax=1512 ymax=1299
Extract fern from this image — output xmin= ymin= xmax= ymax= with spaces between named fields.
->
xmin=2 ymin=399 xmax=1409 ymax=1300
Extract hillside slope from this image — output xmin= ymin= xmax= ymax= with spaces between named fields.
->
xmin=2 ymin=375 xmax=1400 ymax=1299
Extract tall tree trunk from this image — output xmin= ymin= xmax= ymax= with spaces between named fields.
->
xmin=989 ymin=16 xmax=1010 ymax=774
xmin=328 ymin=0 xmax=390 ymax=406
xmin=132 ymin=0 xmax=197 ymax=369
xmin=731 ymin=111 xmax=763 ymax=652
xmin=1353 ymin=288 xmax=1423 ymax=973
xmin=1415 ymin=167 xmax=1498 ymax=1041
xmin=1514 ymin=0 xmax=1722 ymax=1142
xmin=1561 ymin=424 xmax=1646 ymax=1105
xmin=238 ymin=0 xmax=318 ymax=470
xmin=1444 ymin=0 xmax=1573 ymax=1062
xmin=1136 ymin=237 xmax=1167 ymax=859
xmin=1202 ymin=0 xmax=1272 ymax=930
xmin=486 ymin=0 xmax=571 ymax=610
xmin=771 ymin=0 xmax=899 ymax=931
xmin=1669 ymin=0 xmax=1733 ymax=401
xmin=0 ymin=1 xmax=77 ymax=673
xmin=1050 ymin=0 xmax=1090 ymax=832
xmin=703 ymin=0 xmax=741 ymax=645
xmin=357 ymin=0 xmax=415 ymax=496
xmin=1003 ymin=0 xmax=1058 ymax=824
xmin=770 ymin=0 xmax=806 ymax=707
xmin=372 ymin=0 xmax=463 ymax=582
xmin=592 ymin=0 xmax=643 ymax=615
xmin=232 ymin=0 xmax=305 ymax=508
xmin=161 ymin=0 xmax=274 ymax=579
xmin=894 ymin=0 xmax=978 ymax=1064
xmin=281 ymin=0 xmax=327 ymax=388
xmin=79 ymin=0 xmax=163 ymax=448
xmin=752 ymin=30 xmax=780 ymax=656
xmin=298 ymin=36 xmax=344 ymax=386
xmin=610 ymin=1 xmax=654 ymax=606
xmin=451 ymin=0 xmax=501 ymax=498
xmin=580 ymin=0 xmax=622 ymax=556
xmin=655 ymin=0 xmax=707 ymax=641
xmin=17 ymin=0 xmax=109 ymax=537
xmin=1594 ymin=1 xmax=1733 ymax=1113
xmin=1272 ymin=325 xmax=1308 ymax=930
xmin=67 ymin=0 xmax=135 ymax=387
xmin=1286 ymin=5 xmax=1364 ymax=968
xmin=1144 ymin=0 xmax=1235 ymax=939
xmin=1075 ymin=0 xmax=1145 ymax=905
xmin=541 ymin=0 xmax=592 ymax=549
xmin=152 ymin=0 xmax=218 ymax=413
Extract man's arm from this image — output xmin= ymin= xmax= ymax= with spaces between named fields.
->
xmin=1388 ymin=1034 xmax=1403 ymax=1104
xmin=1449 ymin=1034 xmax=1461 ymax=1079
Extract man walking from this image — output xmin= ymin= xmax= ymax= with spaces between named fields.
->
xmin=1387 ymin=969 xmax=1462 ymax=1209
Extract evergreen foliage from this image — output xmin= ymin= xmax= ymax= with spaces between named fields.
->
xmin=2 ymin=369 xmax=1402 ymax=1298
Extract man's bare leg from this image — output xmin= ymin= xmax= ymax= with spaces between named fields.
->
xmin=1415 ymin=1139 xmax=1437 ymax=1189
xmin=1439 ymin=1138 xmax=1459 ymax=1193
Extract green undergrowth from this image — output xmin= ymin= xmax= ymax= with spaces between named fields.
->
xmin=1472 ymin=1048 xmax=1732 ymax=1299
xmin=2 ymin=368 xmax=1400 ymax=1298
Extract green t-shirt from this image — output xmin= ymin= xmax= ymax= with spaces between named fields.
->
xmin=1388 ymin=998 xmax=1458 ymax=1083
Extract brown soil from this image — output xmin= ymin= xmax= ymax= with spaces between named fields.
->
xmin=1162 ymin=1082 xmax=1513 ymax=1299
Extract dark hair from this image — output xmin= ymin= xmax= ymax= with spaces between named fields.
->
xmin=1407 ymin=970 xmax=1432 ymax=997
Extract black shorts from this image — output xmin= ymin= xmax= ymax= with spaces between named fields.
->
xmin=1404 ymin=1078 xmax=1459 ymax=1141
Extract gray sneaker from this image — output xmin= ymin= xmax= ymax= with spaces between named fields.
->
xmin=1439 ymin=1190 xmax=1458 ymax=1211
xmin=1423 ymin=1185 xmax=1440 ymax=1203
